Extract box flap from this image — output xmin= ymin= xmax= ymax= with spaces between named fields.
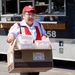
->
xmin=8 ymin=39 xmax=17 ymax=53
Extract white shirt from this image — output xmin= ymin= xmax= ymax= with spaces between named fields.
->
xmin=8 ymin=20 xmax=47 ymax=40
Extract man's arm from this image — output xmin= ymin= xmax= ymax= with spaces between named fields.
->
xmin=6 ymin=23 xmax=20 ymax=43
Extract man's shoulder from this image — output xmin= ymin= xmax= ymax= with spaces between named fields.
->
xmin=17 ymin=20 xmax=26 ymax=26
xmin=34 ymin=21 xmax=41 ymax=26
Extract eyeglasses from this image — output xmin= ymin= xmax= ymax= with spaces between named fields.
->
xmin=25 ymin=13 xmax=36 ymax=17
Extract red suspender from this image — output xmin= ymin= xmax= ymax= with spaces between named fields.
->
xmin=24 ymin=26 xmax=31 ymax=35
xmin=35 ymin=26 xmax=41 ymax=40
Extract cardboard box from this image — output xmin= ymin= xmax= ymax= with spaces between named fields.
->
xmin=7 ymin=40 xmax=53 ymax=73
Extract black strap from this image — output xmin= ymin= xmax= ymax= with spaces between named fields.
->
xmin=17 ymin=23 xmax=25 ymax=27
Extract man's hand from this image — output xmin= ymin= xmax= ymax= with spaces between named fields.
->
xmin=42 ymin=36 xmax=47 ymax=40
xmin=6 ymin=34 xmax=15 ymax=43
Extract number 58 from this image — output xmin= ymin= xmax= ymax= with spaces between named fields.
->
xmin=46 ymin=31 xmax=56 ymax=38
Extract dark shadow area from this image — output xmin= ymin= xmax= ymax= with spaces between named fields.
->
xmin=0 ymin=28 xmax=9 ymax=35
xmin=53 ymin=60 xmax=75 ymax=70
xmin=0 ymin=54 xmax=7 ymax=62
xmin=6 ymin=0 xmax=17 ymax=14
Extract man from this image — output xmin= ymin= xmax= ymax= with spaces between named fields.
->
xmin=6 ymin=5 xmax=47 ymax=75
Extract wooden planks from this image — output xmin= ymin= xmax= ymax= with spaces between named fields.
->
xmin=42 ymin=23 xmax=66 ymax=30
xmin=0 ymin=22 xmax=66 ymax=30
